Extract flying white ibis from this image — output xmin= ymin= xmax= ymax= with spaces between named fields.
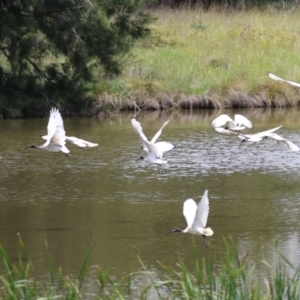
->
xmin=24 ymin=108 xmax=70 ymax=157
xmin=167 ymin=190 xmax=213 ymax=248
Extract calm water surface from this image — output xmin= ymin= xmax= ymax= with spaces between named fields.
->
xmin=0 ymin=108 xmax=300 ymax=285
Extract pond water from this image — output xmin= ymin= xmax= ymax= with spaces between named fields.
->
xmin=0 ymin=108 xmax=300 ymax=287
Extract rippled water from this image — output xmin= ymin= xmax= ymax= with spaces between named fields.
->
xmin=0 ymin=108 xmax=300 ymax=282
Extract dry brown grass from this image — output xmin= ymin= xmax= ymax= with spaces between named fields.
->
xmin=96 ymin=91 xmax=299 ymax=112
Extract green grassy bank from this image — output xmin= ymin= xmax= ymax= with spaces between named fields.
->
xmin=1 ymin=238 xmax=300 ymax=299
xmin=96 ymin=8 xmax=300 ymax=112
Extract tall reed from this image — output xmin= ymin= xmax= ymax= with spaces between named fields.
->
xmin=0 ymin=237 xmax=299 ymax=299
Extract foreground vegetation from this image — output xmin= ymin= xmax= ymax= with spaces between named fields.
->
xmin=97 ymin=7 xmax=300 ymax=113
xmin=1 ymin=238 xmax=300 ymax=299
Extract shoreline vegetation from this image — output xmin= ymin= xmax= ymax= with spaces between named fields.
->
xmin=1 ymin=238 xmax=300 ymax=299
xmin=3 ymin=6 xmax=300 ymax=118
xmin=94 ymin=7 xmax=300 ymax=116
xmin=3 ymin=4 xmax=300 ymax=118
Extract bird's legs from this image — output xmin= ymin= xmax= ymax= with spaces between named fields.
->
xmin=203 ymin=235 xmax=209 ymax=248
xmin=157 ymin=164 xmax=164 ymax=173
xmin=238 ymin=140 xmax=245 ymax=149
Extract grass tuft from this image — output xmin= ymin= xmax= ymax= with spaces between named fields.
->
xmin=96 ymin=7 xmax=300 ymax=111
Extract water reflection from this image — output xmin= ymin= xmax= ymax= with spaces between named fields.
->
xmin=0 ymin=108 xmax=299 ymax=283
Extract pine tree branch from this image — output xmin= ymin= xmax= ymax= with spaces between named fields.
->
xmin=24 ymin=57 xmax=52 ymax=83
xmin=33 ymin=5 xmax=85 ymax=18
xmin=23 ymin=58 xmax=76 ymax=104
xmin=0 ymin=46 xmax=9 ymax=57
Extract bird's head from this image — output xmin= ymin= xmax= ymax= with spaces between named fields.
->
xmin=136 ymin=156 xmax=144 ymax=161
xmin=167 ymin=228 xmax=182 ymax=235
xmin=239 ymin=139 xmax=248 ymax=149
xmin=23 ymin=144 xmax=39 ymax=151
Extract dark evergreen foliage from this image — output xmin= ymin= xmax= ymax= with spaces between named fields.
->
xmin=0 ymin=0 xmax=151 ymax=117
xmin=145 ymin=0 xmax=298 ymax=10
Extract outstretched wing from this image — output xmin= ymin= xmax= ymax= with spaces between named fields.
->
xmin=155 ymin=141 xmax=175 ymax=153
xmin=268 ymin=133 xmax=299 ymax=151
xmin=211 ymin=114 xmax=234 ymax=128
xmin=183 ymin=199 xmax=198 ymax=228
xmin=46 ymin=108 xmax=66 ymax=146
xmin=131 ymin=117 xmax=149 ymax=151
xmin=150 ymin=119 xmax=170 ymax=143
xmin=194 ymin=190 xmax=210 ymax=228
xmin=47 ymin=108 xmax=61 ymax=139
xmin=252 ymin=125 xmax=283 ymax=138
xmin=281 ymin=139 xmax=299 ymax=151
xmin=145 ymin=141 xmax=163 ymax=159
xmin=267 ymin=72 xmax=285 ymax=82
xmin=267 ymin=72 xmax=300 ymax=88
xmin=234 ymin=114 xmax=253 ymax=128
xmin=66 ymin=136 xmax=98 ymax=148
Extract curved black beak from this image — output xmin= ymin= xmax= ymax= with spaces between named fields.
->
xmin=166 ymin=228 xmax=182 ymax=235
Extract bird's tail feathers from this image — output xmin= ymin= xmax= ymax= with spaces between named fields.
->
xmin=203 ymin=228 xmax=214 ymax=236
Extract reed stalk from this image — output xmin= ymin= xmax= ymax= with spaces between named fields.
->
xmin=0 ymin=238 xmax=299 ymax=299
